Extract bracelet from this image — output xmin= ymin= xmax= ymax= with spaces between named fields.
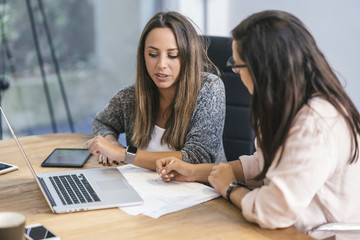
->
xmin=233 ymin=181 xmax=254 ymax=191
xmin=226 ymin=181 xmax=253 ymax=205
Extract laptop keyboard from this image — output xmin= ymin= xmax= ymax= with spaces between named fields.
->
xmin=49 ymin=174 xmax=101 ymax=205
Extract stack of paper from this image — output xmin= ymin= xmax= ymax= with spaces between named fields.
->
xmin=118 ymin=164 xmax=220 ymax=218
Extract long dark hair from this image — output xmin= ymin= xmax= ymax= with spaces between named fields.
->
xmin=232 ymin=10 xmax=360 ymax=179
xmin=132 ymin=11 xmax=214 ymax=149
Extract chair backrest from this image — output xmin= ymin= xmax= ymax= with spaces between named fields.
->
xmin=204 ymin=35 xmax=255 ymax=161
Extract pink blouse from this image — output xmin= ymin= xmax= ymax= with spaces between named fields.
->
xmin=240 ymin=97 xmax=360 ymax=234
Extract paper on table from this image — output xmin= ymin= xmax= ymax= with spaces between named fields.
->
xmin=117 ymin=164 xmax=220 ymax=218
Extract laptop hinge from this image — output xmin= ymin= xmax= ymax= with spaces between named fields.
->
xmin=37 ymin=176 xmax=57 ymax=207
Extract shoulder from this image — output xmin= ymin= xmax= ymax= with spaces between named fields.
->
xmin=193 ymin=73 xmax=225 ymax=112
xmin=200 ymin=72 xmax=225 ymax=95
xmin=201 ymin=72 xmax=224 ymax=86
xmin=113 ymin=85 xmax=135 ymax=102
xmin=118 ymin=85 xmax=135 ymax=97
xmin=296 ymin=97 xmax=340 ymax=124
xmin=291 ymin=97 xmax=348 ymax=139
xmin=106 ymin=85 xmax=136 ymax=113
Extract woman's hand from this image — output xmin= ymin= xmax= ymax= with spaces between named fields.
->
xmin=86 ymin=135 xmax=125 ymax=165
xmin=208 ymin=163 xmax=237 ymax=198
xmin=156 ymin=157 xmax=196 ymax=182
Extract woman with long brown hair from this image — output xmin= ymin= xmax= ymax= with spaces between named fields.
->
xmin=156 ymin=10 xmax=360 ymax=237
xmin=86 ymin=11 xmax=226 ymax=170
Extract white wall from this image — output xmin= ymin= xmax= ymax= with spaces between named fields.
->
xmin=94 ymin=0 xmax=360 ymax=112
xmin=177 ymin=0 xmax=230 ymax=36
xmin=179 ymin=0 xmax=205 ymax=33
xmin=226 ymin=0 xmax=360 ymax=110
xmin=93 ymin=0 xmax=140 ymax=112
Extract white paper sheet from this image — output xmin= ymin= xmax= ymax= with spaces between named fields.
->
xmin=117 ymin=164 xmax=220 ymax=218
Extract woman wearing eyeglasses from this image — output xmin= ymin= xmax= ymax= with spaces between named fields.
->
xmin=86 ymin=11 xmax=226 ymax=170
xmin=156 ymin=10 xmax=360 ymax=237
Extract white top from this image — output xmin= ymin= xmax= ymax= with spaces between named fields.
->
xmin=140 ymin=125 xmax=173 ymax=152
xmin=239 ymin=97 xmax=360 ymax=235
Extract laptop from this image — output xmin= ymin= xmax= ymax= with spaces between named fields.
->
xmin=0 ymin=106 xmax=143 ymax=213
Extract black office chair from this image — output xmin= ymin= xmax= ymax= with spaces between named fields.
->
xmin=204 ymin=35 xmax=255 ymax=161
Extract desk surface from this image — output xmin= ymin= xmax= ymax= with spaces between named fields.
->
xmin=0 ymin=133 xmax=313 ymax=240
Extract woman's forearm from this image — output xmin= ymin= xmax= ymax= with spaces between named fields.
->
xmin=191 ymin=164 xmax=216 ymax=183
xmin=132 ymin=150 xmax=183 ymax=170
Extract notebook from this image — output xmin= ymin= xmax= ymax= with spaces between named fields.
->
xmin=0 ymin=106 xmax=143 ymax=213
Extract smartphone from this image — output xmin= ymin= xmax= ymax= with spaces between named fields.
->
xmin=24 ymin=223 xmax=60 ymax=240
xmin=0 ymin=161 xmax=19 ymax=175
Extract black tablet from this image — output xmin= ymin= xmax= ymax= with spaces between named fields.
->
xmin=41 ymin=148 xmax=91 ymax=168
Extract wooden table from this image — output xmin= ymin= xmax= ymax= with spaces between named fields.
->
xmin=0 ymin=133 xmax=313 ymax=240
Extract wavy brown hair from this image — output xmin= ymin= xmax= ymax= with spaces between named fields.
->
xmin=132 ymin=11 xmax=215 ymax=149
xmin=232 ymin=10 xmax=360 ymax=180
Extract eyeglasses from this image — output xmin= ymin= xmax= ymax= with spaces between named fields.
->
xmin=226 ymin=57 xmax=247 ymax=73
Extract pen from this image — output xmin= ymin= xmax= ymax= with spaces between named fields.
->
xmin=156 ymin=159 xmax=175 ymax=180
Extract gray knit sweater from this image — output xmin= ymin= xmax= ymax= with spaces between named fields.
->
xmin=92 ymin=73 xmax=226 ymax=163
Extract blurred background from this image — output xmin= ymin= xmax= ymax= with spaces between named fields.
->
xmin=0 ymin=0 xmax=359 ymax=139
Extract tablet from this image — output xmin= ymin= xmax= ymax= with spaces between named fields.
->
xmin=41 ymin=148 xmax=91 ymax=168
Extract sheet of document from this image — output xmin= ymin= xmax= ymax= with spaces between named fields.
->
xmin=117 ymin=164 xmax=220 ymax=218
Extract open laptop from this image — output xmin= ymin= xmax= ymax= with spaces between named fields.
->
xmin=0 ymin=106 xmax=143 ymax=213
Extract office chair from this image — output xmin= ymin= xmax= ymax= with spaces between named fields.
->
xmin=204 ymin=35 xmax=255 ymax=161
